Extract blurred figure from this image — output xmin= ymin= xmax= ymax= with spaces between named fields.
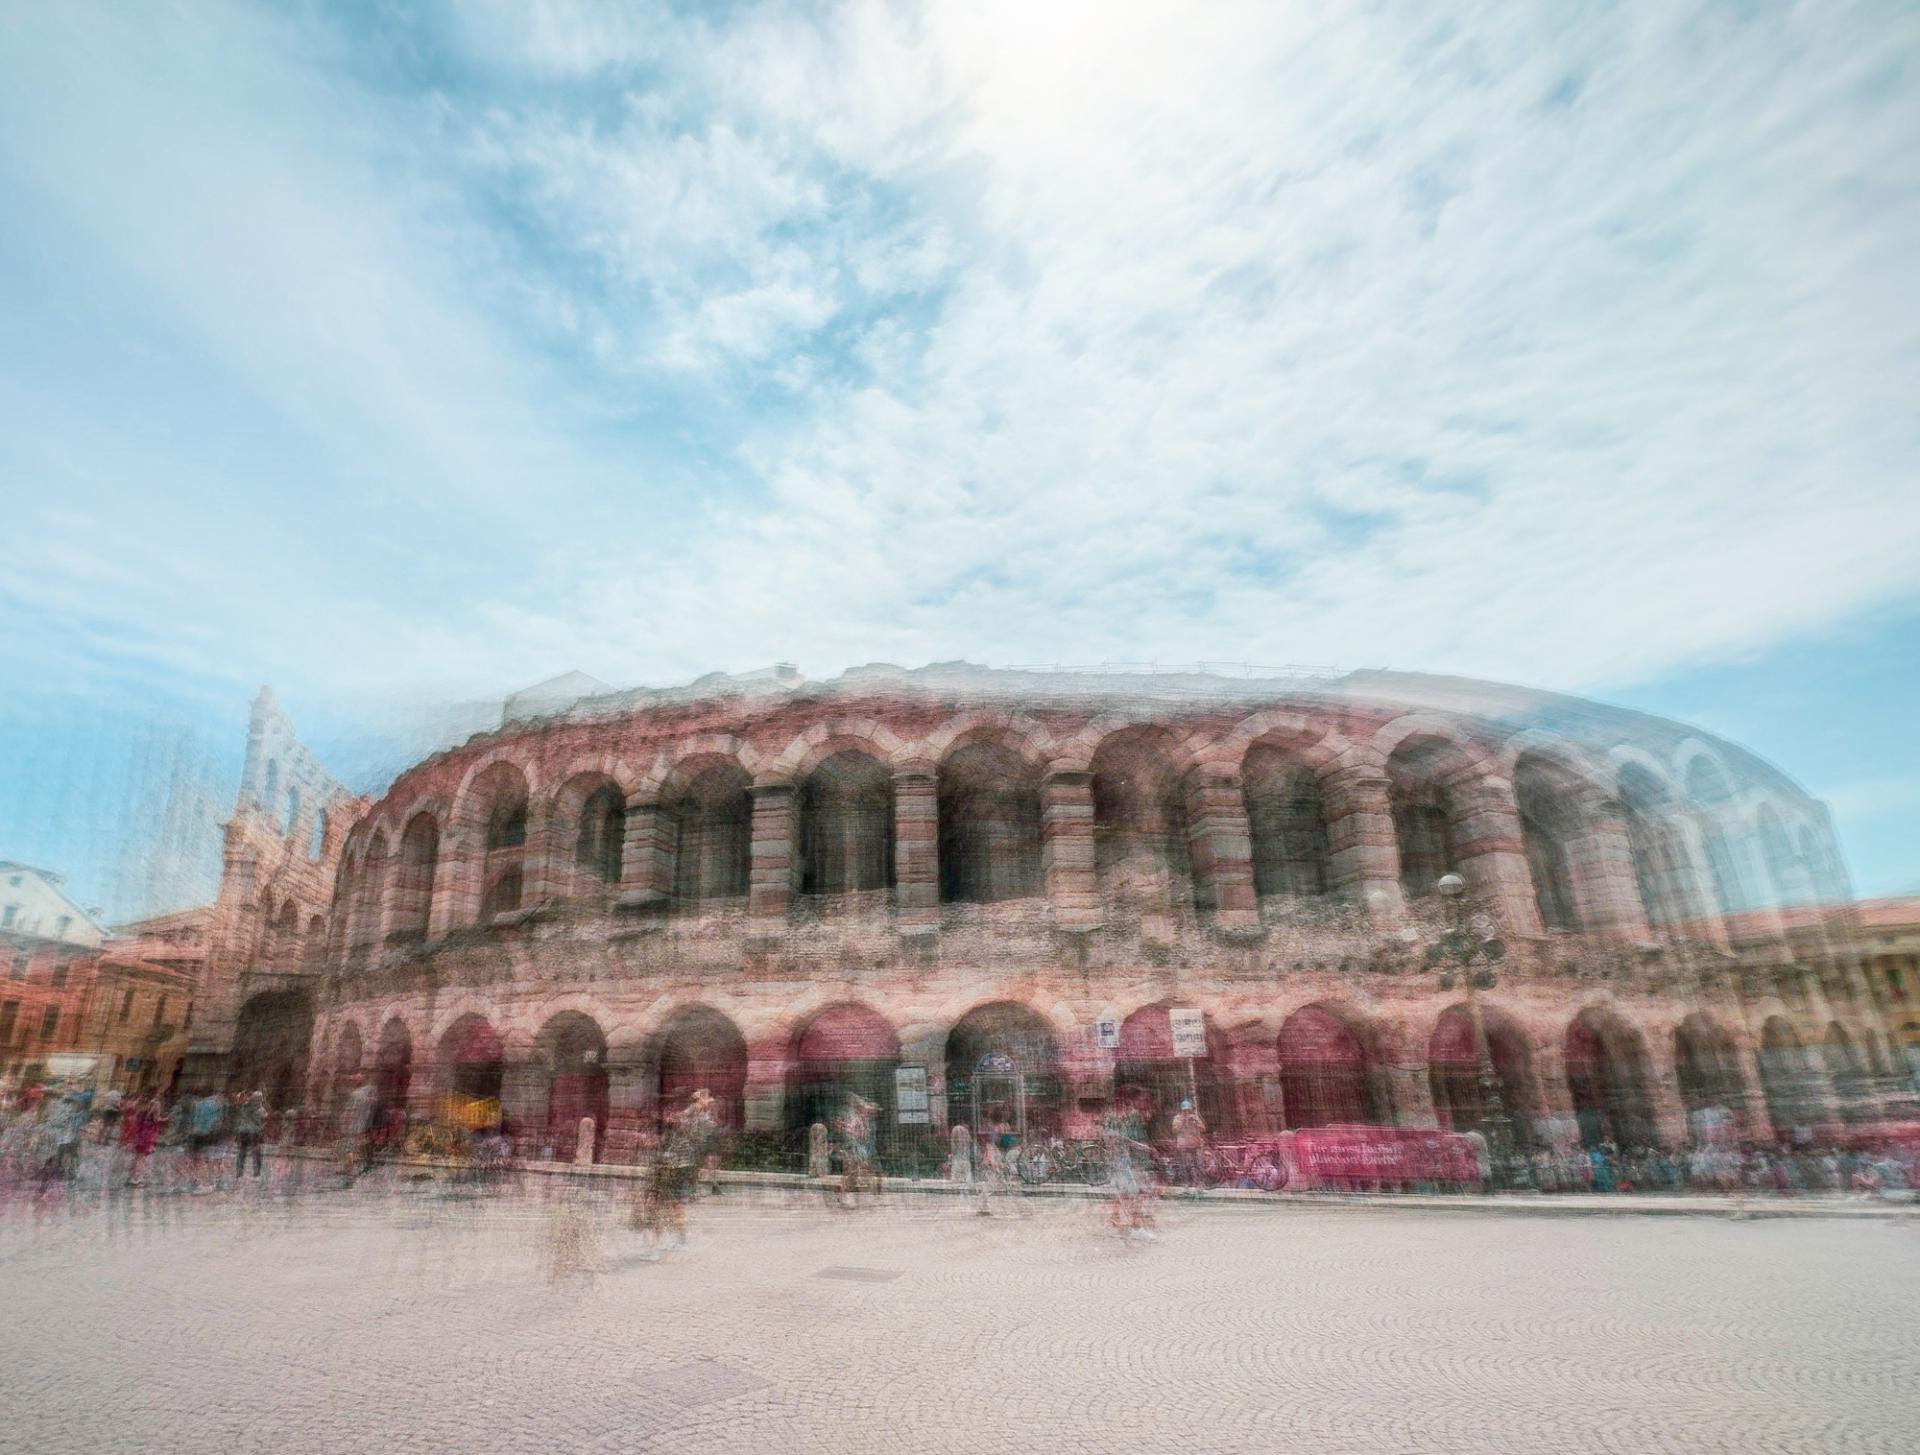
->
xmin=186 ymin=1089 xmax=226 ymax=1191
xmin=1171 ymin=1099 xmax=1208 ymax=1192
xmin=122 ymin=1093 xmax=162 ymax=1187
xmin=836 ymin=1095 xmax=878 ymax=1209
xmin=341 ymin=1076 xmax=379 ymax=1184
xmin=232 ymin=1090 xmax=267 ymax=1180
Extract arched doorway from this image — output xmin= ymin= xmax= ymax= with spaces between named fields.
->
xmin=656 ymin=1005 xmax=748 ymax=1131
xmin=1277 ymin=1005 xmax=1385 ymax=1129
xmin=1673 ymin=1014 xmax=1745 ymax=1142
xmin=943 ymin=1002 xmax=1059 ymax=1141
xmin=373 ymin=1018 xmax=413 ymax=1123
xmin=538 ymin=1012 xmax=609 ymax=1162
xmin=329 ymin=1022 xmax=364 ymax=1121
xmin=1758 ymin=1017 xmax=1822 ymax=1141
xmin=1565 ymin=1009 xmax=1656 ymax=1149
xmin=1823 ymin=1024 xmax=1869 ymax=1125
xmin=230 ymin=989 xmax=315 ymax=1109
xmin=1427 ymin=1005 xmax=1535 ymax=1146
xmin=1091 ymin=729 xmax=1199 ymax=920
xmin=438 ymin=1015 xmax=504 ymax=1130
xmin=1114 ymin=1004 xmax=1230 ymax=1141
xmin=786 ymin=1004 xmax=901 ymax=1163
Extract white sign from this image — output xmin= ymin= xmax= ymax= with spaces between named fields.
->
xmin=895 ymin=1065 xmax=930 ymax=1124
xmin=1169 ymin=1008 xmax=1207 ymax=1060
xmin=1095 ymin=1015 xmax=1120 ymax=1051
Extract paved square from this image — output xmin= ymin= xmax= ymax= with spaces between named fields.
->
xmin=1 ymin=1185 xmax=1914 ymax=1454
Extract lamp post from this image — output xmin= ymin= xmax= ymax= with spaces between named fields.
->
xmin=1426 ymin=873 xmax=1514 ymax=1188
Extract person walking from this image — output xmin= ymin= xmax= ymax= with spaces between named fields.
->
xmin=122 ymin=1093 xmax=162 ymax=1187
xmin=341 ymin=1077 xmax=379 ymax=1185
xmin=1170 ymin=1099 xmax=1208 ymax=1193
xmin=836 ymin=1094 xmax=878 ymax=1209
xmin=232 ymin=1090 xmax=267 ymax=1181
xmin=186 ymin=1089 xmax=227 ymax=1191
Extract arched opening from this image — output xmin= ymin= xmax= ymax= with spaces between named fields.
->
xmin=937 ymin=742 xmax=1043 ymax=904
xmin=303 ymin=914 xmax=327 ymax=968
xmin=1758 ymin=1017 xmax=1820 ymax=1141
xmin=1685 ymin=758 xmax=1745 ymax=917
xmin=1091 ymin=728 xmax=1198 ymax=919
xmin=438 ymin=1015 xmax=504 ymax=1123
xmin=373 ymin=1019 xmax=412 ymax=1123
xmin=309 ymin=809 xmax=327 ymax=861
xmin=1427 ymin=1005 xmax=1536 ymax=1147
xmin=230 ymin=989 xmax=314 ymax=1109
xmin=1618 ymin=765 xmax=1697 ymax=931
xmin=353 ymin=832 xmax=389 ymax=952
xmin=1564 ymin=1009 xmax=1656 ymax=1149
xmin=1387 ymin=736 xmax=1470 ymax=901
xmin=666 ymin=761 xmax=752 ymax=907
xmin=263 ymin=758 xmax=279 ymax=807
xmin=569 ymin=779 xmax=625 ymax=891
xmin=468 ymin=763 xmax=529 ymax=923
xmin=272 ymin=898 xmax=299 ymax=966
xmin=1672 ymin=1013 xmax=1746 ymax=1141
xmin=1243 ymin=744 xmax=1331 ymax=907
xmin=1513 ymin=754 xmax=1585 ymax=932
xmin=537 ymin=1012 xmax=609 ymax=1162
xmin=1276 ymin=1005 xmax=1387 ymax=1130
xmin=284 ymin=785 xmax=301 ymax=836
xmin=943 ymin=1001 xmax=1059 ymax=1140
xmin=390 ymin=812 xmax=439 ymax=941
xmin=797 ymin=752 xmax=895 ymax=900
xmin=655 ymin=1005 xmax=748 ymax=1131
xmin=785 ymin=1003 xmax=900 ymax=1161
xmin=1822 ymin=1023 xmax=1868 ymax=1125
xmin=1114 ymin=1004 xmax=1231 ymax=1141
xmin=1756 ymin=806 xmax=1801 ymax=908
xmin=329 ymin=1022 xmax=364 ymax=1121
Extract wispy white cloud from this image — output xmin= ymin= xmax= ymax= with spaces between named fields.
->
xmin=1 ymin=0 xmax=1917 ymax=712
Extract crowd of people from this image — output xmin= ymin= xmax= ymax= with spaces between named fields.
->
xmin=0 ymin=1080 xmax=277 ymax=1199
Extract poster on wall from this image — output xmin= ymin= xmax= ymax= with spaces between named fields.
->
xmin=895 ymin=1065 xmax=930 ymax=1124
xmin=1169 ymin=1008 xmax=1208 ymax=1059
xmin=1095 ymin=1015 xmax=1120 ymax=1051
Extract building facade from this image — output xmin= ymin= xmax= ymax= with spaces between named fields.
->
xmin=213 ymin=664 xmax=1905 ymax=1165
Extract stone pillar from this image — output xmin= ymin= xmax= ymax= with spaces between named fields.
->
xmin=431 ymin=824 xmax=480 ymax=936
xmin=523 ymin=796 xmax=565 ymax=906
xmin=1671 ymin=820 xmax=1731 ymax=950
xmin=619 ymin=798 xmax=674 ymax=911
xmin=1732 ymin=1042 xmax=1777 ymax=1143
xmin=1323 ymin=763 xmax=1403 ymax=919
xmin=748 ymin=783 xmax=795 ymax=926
xmin=1452 ymin=774 xmax=1544 ymax=939
xmin=1643 ymin=1058 xmax=1689 ymax=1149
xmin=1186 ymin=768 xmax=1258 ymax=930
xmin=1566 ymin=802 xmax=1651 ymax=940
xmin=500 ymin=1060 xmax=545 ymax=1156
xmin=574 ymin=1117 xmax=596 ymax=1165
xmin=1042 ymin=770 xmax=1099 ymax=933
xmin=741 ymin=1032 xmax=788 ymax=1133
xmin=1388 ymin=1062 xmax=1437 ymax=1129
xmin=894 ymin=769 xmax=938 ymax=931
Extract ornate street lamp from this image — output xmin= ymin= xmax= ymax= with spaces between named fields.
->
xmin=1425 ymin=873 xmax=1515 ymax=1187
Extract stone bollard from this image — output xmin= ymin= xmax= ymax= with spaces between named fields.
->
xmin=949 ymin=1123 xmax=973 ymax=1184
xmin=808 ymin=1121 xmax=831 ymax=1179
xmin=575 ymin=1116 xmax=596 ymax=1166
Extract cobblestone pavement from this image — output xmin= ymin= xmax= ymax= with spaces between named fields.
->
xmin=1 ymin=1176 xmax=1915 ymax=1455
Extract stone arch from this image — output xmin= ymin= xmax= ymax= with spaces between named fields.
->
xmin=1565 ymin=1006 xmax=1657 ymax=1149
xmin=373 ymin=1016 xmax=414 ymax=1119
xmin=1241 ymin=737 xmax=1334 ymax=906
xmin=1511 ymin=750 xmax=1593 ymax=932
xmin=1427 ymin=1002 xmax=1538 ymax=1146
xmin=1672 ymin=1012 xmax=1747 ymax=1139
xmin=920 ymin=710 xmax=1054 ymax=769
xmin=1822 ymin=1021 xmax=1870 ymax=1125
xmin=1090 ymin=724 xmax=1202 ymax=920
xmin=943 ymin=1000 xmax=1061 ymax=1136
xmin=1754 ymin=803 xmax=1804 ymax=909
xmin=456 ymin=761 xmax=531 ymax=924
xmin=352 ymin=831 xmax=390 ymax=952
xmin=795 ymin=748 xmax=896 ymax=900
xmin=937 ymin=738 xmax=1044 ymax=904
xmin=648 ymin=1003 xmax=749 ymax=1132
xmin=1276 ymin=1002 xmax=1393 ymax=1130
xmin=785 ymin=1002 xmax=902 ymax=1154
xmin=436 ymin=1012 xmax=506 ymax=1113
xmin=1758 ymin=1016 xmax=1827 ymax=1141
xmin=1384 ymin=731 xmax=1482 ymax=902
xmin=661 ymin=754 xmax=754 ymax=907
xmin=1200 ymin=709 xmax=1346 ymax=776
xmin=636 ymin=734 xmax=762 ymax=799
xmin=231 ymin=988 xmax=315 ymax=1109
xmin=532 ymin=1010 xmax=610 ymax=1161
xmin=389 ymin=810 xmax=440 ymax=941
xmin=766 ymin=718 xmax=911 ymax=784
xmin=1114 ymin=1001 xmax=1233 ymax=1140
xmin=1616 ymin=761 xmax=1705 ymax=931
xmin=554 ymin=769 xmax=626 ymax=898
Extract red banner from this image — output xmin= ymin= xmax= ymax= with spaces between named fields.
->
xmin=1288 ymin=1125 xmax=1482 ymax=1187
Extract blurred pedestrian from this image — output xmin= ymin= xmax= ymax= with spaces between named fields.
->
xmin=1171 ymin=1099 xmax=1208 ymax=1192
xmin=232 ymin=1090 xmax=267 ymax=1180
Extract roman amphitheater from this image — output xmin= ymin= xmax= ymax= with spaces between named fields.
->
xmin=247 ymin=664 xmax=1904 ymax=1168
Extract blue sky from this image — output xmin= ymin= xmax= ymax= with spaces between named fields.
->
xmin=2 ymin=1 xmax=1917 ymax=918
